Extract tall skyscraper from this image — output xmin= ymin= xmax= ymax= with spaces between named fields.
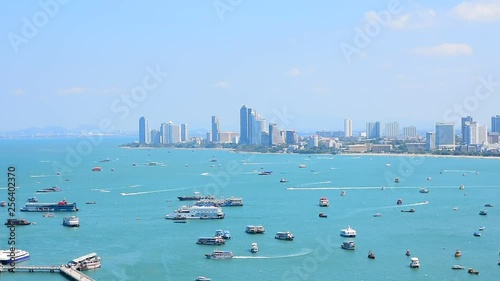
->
xmin=465 ymin=122 xmax=488 ymax=145
xmin=211 ymin=116 xmax=220 ymax=142
xmin=366 ymin=121 xmax=381 ymax=139
xmin=492 ymin=115 xmax=500 ymax=133
xmin=239 ymin=105 xmax=250 ymax=145
xmin=344 ymin=119 xmax=352 ymax=137
xmin=168 ymin=123 xmax=181 ymax=143
xmin=160 ymin=122 xmax=169 ymax=144
xmin=385 ymin=122 xmax=400 ymax=139
xmin=269 ymin=123 xmax=282 ymax=145
xmin=426 ymin=132 xmax=435 ymax=151
xmin=461 ymin=116 xmax=473 ymax=144
xmin=181 ymin=124 xmax=188 ymax=141
xmin=139 ymin=116 xmax=150 ymax=144
xmin=435 ymin=123 xmax=455 ymax=148
xmin=285 ymin=130 xmax=298 ymax=144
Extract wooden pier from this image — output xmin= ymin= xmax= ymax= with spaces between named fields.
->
xmin=0 ymin=265 xmax=95 ymax=281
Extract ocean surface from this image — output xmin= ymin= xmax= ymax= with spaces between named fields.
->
xmin=1 ymin=137 xmax=499 ymax=281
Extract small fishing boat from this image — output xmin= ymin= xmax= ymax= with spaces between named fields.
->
xmin=467 ymin=268 xmax=479 ymax=274
xmin=454 ymin=249 xmax=461 ymax=257
xmin=367 ymin=250 xmax=375 ymax=259
xmin=319 ymin=212 xmax=327 ymax=218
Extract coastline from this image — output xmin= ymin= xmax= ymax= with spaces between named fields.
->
xmin=339 ymin=152 xmax=500 ymax=160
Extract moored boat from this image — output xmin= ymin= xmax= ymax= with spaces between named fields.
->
xmin=451 ymin=265 xmax=465 ymax=270
xmin=479 ymin=210 xmax=488 ymax=216
xmin=279 ymin=178 xmax=289 ymax=183
xmin=67 ymin=252 xmax=101 ymax=270
xmin=341 ymin=241 xmax=356 ymax=250
xmin=368 ymin=250 xmax=375 ymax=259
xmin=91 ymin=167 xmax=102 ymax=172
xmin=246 ymin=225 xmax=265 ymax=234
xmin=419 ymin=187 xmax=429 ymax=193
xmin=319 ymin=197 xmax=329 ymax=207
xmin=484 ymin=203 xmax=494 ymax=207
xmin=373 ymin=213 xmax=382 ymax=217
xmin=401 ymin=208 xmax=415 ymax=213
xmin=467 ymin=268 xmax=479 ymax=274
xmin=275 ymin=231 xmax=294 ymax=241
xmin=5 ymin=218 xmax=31 ymax=226
xmin=63 ymin=216 xmax=80 ymax=227
xmin=250 ymin=242 xmax=258 ymax=253
xmin=319 ymin=212 xmax=327 ymax=218
xmin=397 ymin=198 xmax=403 ymax=205
xmin=0 ymin=249 xmax=30 ymax=264
xmin=455 ymin=249 xmax=461 ymax=257
xmin=473 ymin=232 xmax=481 ymax=237
xmin=410 ymin=257 xmax=420 ymax=268
xmin=196 ymin=277 xmax=212 ymax=281
xmin=340 ymin=225 xmax=356 ymax=237
xmin=196 ymin=237 xmax=225 ymax=245
xmin=0 ymin=201 xmax=5 ymax=207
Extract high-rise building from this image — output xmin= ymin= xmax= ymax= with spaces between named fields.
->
xmin=160 ymin=122 xmax=169 ymax=144
xmin=239 ymin=105 xmax=250 ymax=145
xmin=344 ymin=119 xmax=352 ymax=137
xmin=403 ymin=126 xmax=417 ymax=138
xmin=269 ymin=123 xmax=283 ymax=145
xmin=426 ymin=132 xmax=435 ymax=151
xmin=168 ymin=123 xmax=181 ymax=144
xmin=492 ymin=115 xmax=500 ymax=133
xmin=461 ymin=116 xmax=473 ymax=144
xmin=139 ymin=116 xmax=150 ymax=144
xmin=366 ymin=121 xmax=381 ymax=139
xmin=150 ymin=129 xmax=160 ymax=144
xmin=285 ymin=130 xmax=298 ymax=144
xmin=385 ymin=122 xmax=400 ymax=139
xmin=435 ymin=123 xmax=455 ymax=148
xmin=211 ymin=116 xmax=220 ymax=142
xmin=308 ymin=135 xmax=319 ymax=148
xmin=181 ymin=124 xmax=188 ymax=141
xmin=465 ymin=122 xmax=488 ymax=145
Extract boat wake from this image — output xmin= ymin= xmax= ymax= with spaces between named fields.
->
xmin=233 ymin=249 xmax=312 ymax=259
xmin=128 ymin=184 xmax=142 ymax=188
xmin=30 ymin=174 xmax=51 ymax=178
xmin=120 ymin=186 xmax=198 ymax=196
xmin=300 ymin=181 xmax=332 ymax=186
xmin=200 ymin=172 xmax=210 ymax=176
xmin=441 ymin=169 xmax=477 ymax=173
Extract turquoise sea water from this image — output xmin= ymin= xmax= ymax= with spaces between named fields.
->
xmin=1 ymin=137 xmax=499 ymax=281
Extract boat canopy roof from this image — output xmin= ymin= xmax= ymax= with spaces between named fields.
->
xmin=69 ymin=253 xmax=98 ymax=263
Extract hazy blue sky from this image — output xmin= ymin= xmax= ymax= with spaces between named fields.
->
xmin=2 ymin=0 xmax=500 ymax=133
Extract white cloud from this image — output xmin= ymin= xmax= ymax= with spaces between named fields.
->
xmin=450 ymin=2 xmax=500 ymax=22
xmin=286 ymin=67 xmax=302 ymax=77
xmin=213 ymin=81 xmax=230 ymax=89
xmin=412 ymin=43 xmax=473 ymax=57
xmin=58 ymin=87 xmax=87 ymax=95
xmin=384 ymin=8 xmax=436 ymax=29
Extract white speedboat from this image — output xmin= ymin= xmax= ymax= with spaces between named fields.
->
xmin=196 ymin=276 xmax=212 ymax=281
xmin=451 ymin=265 xmax=465 ymax=270
xmin=246 ymin=225 xmax=265 ymax=234
xmin=0 ymin=249 xmax=30 ymax=264
xmin=340 ymin=225 xmax=356 ymax=237
xmin=419 ymin=187 xmax=429 ymax=193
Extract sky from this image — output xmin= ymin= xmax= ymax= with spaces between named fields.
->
xmin=2 ymin=0 xmax=500 ymax=134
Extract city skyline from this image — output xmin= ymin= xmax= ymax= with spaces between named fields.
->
xmin=3 ymin=1 xmax=500 ymax=133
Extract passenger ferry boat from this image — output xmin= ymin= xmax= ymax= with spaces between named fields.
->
xmin=340 ymin=225 xmax=357 ymax=237
xmin=341 ymin=241 xmax=356 ymax=250
xmin=20 ymin=199 xmax=78 ymax=212
xmin=5 ymin=218 xmax=31 ymax=226
xmin=196 ymin=237 xmax=225 ymax=245
xmin=246 ymin=225 xmax=265 ymax=234
xmin=67 ymin=252 xmax=101 ymax=270
xmin=205 ymin=250 xmax=233 ymax=259
xmin=275 ymin=231 xmax=294 ymax=241
xmin=319 ymin=197 xmax=329 ymax=207
xmin=165 ymin=206 xmax=224 ymax=220
xmin=0 ymin=249 xmax=30 ymax=264
xmin=63 ymin=216 xmax=80 ymax=227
